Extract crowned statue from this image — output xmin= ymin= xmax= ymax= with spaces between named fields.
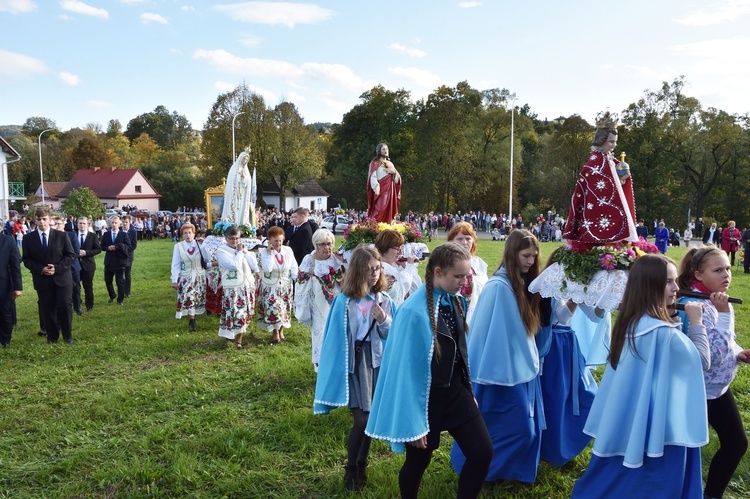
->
xmin=221 ymin=148 xmax=257 ymax=228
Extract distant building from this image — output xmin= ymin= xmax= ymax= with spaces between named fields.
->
xmin=33 ymin=182 xmax=68 ymax=210
xmin=262 ymin=176 xmax=329 ymax=212
xmin=0 ymin=136 xmax=22 ymax=221
xmin=56 ymin=167 xmax=162 ymax=212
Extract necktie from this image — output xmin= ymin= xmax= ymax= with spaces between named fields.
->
xmin=41 ymin=231 xmax=47 ymax=251
xmin=81 ymin=234 xmax=85 ymax=248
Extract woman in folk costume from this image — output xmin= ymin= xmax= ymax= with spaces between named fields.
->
xmin=313 ymin=246 xmax=394 ymax=493
xmin=294 ymin=228 xmax=345 ymax=372
xmin=447 ymin=222 xmax=489 ymax=323
xmin=215 ymin=225 xmax=259 ymax=349
xmin=170 ymin=223 xmax=206 ymax=331
xmin=572 ymin=254 xmax=708 ymax=498
xmin=199 ymin=230 xmax=223 ymax=316
xmin=257 ymin=226 xmax=298 ymax=344
xmin=373 ymin=229 xmax=421 ymax=307
xmin=450 ymin=229 xmax=551 ymax=484
xmin=563 ymin=114 xmax=638 ymax=244
xmin=366 ymin=243 xmax=493 ymax=499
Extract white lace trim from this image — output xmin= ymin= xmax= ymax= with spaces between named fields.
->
xmin=528 ymin=263 xmax=628 ymax=312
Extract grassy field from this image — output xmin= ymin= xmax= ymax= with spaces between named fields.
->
xmin=1 ymin=236 xmax=748 ymax=498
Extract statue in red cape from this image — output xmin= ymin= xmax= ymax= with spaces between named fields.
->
xmin=366 ymin=143 xmax=402 ymax=224
xmin=563 ymin=123 xmax=638 ymax=244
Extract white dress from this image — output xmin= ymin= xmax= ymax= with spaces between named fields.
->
xmin=258 ymin=246 xmax=298 ymax=331
xmin=381 ymin=261 xmax=421 ymax=307
xmin=215 ymin=245 xmax=259 ymax=339
xmin=462 ymin=255 xmax=488 ymax=324
xmin=170 ymin=240 xmax=206 ymax=319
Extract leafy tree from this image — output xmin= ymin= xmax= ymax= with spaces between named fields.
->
xmin=61 ymin=187 xmax=105 ymax=219
xmin=124 ymin=105 xmax=193 ymax=150
xmin=106 ymin=119 xmax=123 ymax=138
xmin=71 ymin=136 xmax=113 ymax=170
xmin=21 ymin=116 xmax=58 ymax=138
xmin=132 ymin=133 xmax=160 ymax=168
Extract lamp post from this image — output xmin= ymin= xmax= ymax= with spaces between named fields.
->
xmin=38 ymin=128 xmax=53 ymax=206
xmin=232 ymin=111 xmax=245 ymax=162
xmin=508 ymin=95 xmax=516 ymax=222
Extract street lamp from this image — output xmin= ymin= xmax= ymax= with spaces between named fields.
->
xmin=508 ymin=95 xmax=516 ymax=222
xmin=232 ymin=111 xmax=245 ymax=162
xmin=38 ymin=128 xmax=53 ymax=206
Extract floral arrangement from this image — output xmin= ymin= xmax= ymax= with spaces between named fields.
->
xmin=552 ymin=238 xmax=659 ymax=286
xmin=212 ymin=221 xmax=253 ymax=238
xmin=341 ymin=218 xmax=423 ymax=251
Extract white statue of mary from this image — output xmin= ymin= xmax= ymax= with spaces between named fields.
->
xmin=221 ymin=151 xmax=254 ymax=227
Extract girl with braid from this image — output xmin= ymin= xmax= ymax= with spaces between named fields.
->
xmin=366 ymin=242 xmax=493 ymax=499
xmin=451 ymin=229 xmax=551 ymax=484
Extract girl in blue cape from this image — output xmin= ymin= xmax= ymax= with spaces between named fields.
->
xmin=572 ymin=254 xmax=708 ymax=498
xmin=312 ymin=246 xmax=395 ymax=493
xmin=450 ymin=229 xmax=551 ymax=483
xmin=677 ymin=246 xmax=750 ymax=499
xmin=365 ymin=243 xmax=493 ymax=499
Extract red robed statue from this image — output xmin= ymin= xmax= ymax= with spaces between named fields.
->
xmin=367 ymin=143 xmax=401 ymax=224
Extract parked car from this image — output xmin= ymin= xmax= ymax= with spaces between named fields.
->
xmin=320 ymin=215 xmax=352 ymax=234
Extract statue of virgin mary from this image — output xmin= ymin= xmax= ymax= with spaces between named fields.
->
xmin=221 ymin=150 xmax=255 ymax=227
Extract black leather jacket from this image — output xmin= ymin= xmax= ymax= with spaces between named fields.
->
xmin=430 ymin=297 xmax=471 ymax=390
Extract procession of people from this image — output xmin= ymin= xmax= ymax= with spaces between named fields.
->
xmin=5 ymin=135 xmax=749 ymax=499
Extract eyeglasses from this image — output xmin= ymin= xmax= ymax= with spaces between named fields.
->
xmin=391 ymin=246 xmax=403 ymax=253
xmin=368 ymin=266 xmax=382 ymax=275
xmin=316 ymin=242 xmax=333 ymax=247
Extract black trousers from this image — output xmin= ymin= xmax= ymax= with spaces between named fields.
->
xmin=124 ymin=264 xmax=133 ymax=296
xmin=71 ymin=269 xmax=81 ymax=312
xmin=705 ymin=389 xmax=748 ymax=497
xmin=104 ymin=266 xmax=126 ymax=303
xmin=38 ymin=283 xmax=73 ymax=342
xmin=80 ymin=268 xmax=96 ymax=310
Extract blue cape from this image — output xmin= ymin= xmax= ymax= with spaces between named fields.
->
xmin=468 ymin=268 xmax=540 ymax=386
xmin=583 ymin=315 xmax=708 ymax=468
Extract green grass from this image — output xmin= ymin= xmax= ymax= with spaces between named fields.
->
xmin=1 ymin=237 xmax=748 ymax=497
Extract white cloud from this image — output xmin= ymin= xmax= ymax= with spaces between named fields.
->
xmin=60 ymin=0 xmax=108 ymax=19
xmin=214 ymin=80 xmax=237 ymax=92
xmin=169 ymin=48 xmax=181 ymax=54
xmin=238 ymin=34 xmax=262 ymax=47
xmin=213 ymin=1 xmax=335 ymax=28
xmin=194 ymin=49 xmax=303 ymax=77
xmin=0 ymin=0 xmax=37 ymax=14
xmin=387 ymin=66 xmax=442 ymax=88
xmin=287 ymin=90 xmax=305 ymax=103
xmin=86 ymin=100 xmax=113 ymax=108
xmin=458 ymin=1 xmax=481 ymax=7
xmin=319 ymin=90 xmax=350 ymax=112
xmin=248 ymin=84 xmax=278 ymax=103
xmin=0 ymin=49 xmax=47 ymax=77
xmin=59 ymin=71 xmax=79 ymax=85
xmin=675 ymin=0 xmax=750 ymax=26
xmin=622 ymin=64 xmax=656 ymax=77
xmin=671 ymin=37 xmax=750 ymax=77
xmin=140 ymin=12 xmax=168 ymax=24
xmin=301 ymin=62 xmax=374 ymax=92
xmin=118 ymin=0 xmax=147 ymax=4
xmin=387 ymin=43 xmax=426 ymax=58
xmin=180 ymin=5 xmax=195 ymax=11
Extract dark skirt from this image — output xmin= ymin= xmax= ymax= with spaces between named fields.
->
xmin=348 ymin=341 xmax=378 ymax=412
xmin=572 ymin=445 xmax=703 ymax=498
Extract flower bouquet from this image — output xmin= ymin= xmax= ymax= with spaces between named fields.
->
xmin=212 ymin=221 xmax=254 ymax=238
xmin=340 ymin=218 xmax=423 ymax=251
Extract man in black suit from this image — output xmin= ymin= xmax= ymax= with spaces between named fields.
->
xmin=76 ymin=216 xmax=101 ymax=312
xmin=286 ymin=207 xmax=318 ymax=265
xmin=22 ymin=207 xmax=75 ymax=344
xmin=64 ymin=215 xmax=76 ymax=232
xmin=102 ymin=217 xmax=131 ymax=306
xmin=0 ymin=232 xmax=23 ymax=348
xmin=121 ymin=215 xmax=138 ymax=299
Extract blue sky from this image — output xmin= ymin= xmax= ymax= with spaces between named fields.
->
xmin=2 ymin=0 xmax=749 ymax=131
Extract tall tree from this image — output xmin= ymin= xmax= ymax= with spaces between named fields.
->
xmin=124 ymin=105 xmax=193 ymax=150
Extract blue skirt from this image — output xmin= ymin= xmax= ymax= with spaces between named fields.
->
xmin=451 ymin=379 xmax=543 ymax=483
xmin=539 ymin=326 xmax=596 ymax=466
xmin=572 ymin=445 xmax=703 ymax=498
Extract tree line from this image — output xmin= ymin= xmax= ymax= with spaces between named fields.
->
xmin=3 ymin=76 xmax=749 ymax=228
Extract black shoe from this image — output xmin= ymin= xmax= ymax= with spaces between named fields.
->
xmin=117 ymin=302 xmax=124 ymax=306
xmin=86 ymin=307 xmax=93 ymax=312
xmin=343 ymin=464 xmax=360 ymax=493
xmin=189 ymin=319 xmax=197 ymax=331
xmin=356 ymin=461 xmax=368 ymax=488
xmin=125 ymin=294 xmax=131 ymax=299
xmin=1 ymin=343 xmax=8 ymax=349
xmin=37 ymin=330 xmax=46 ymax=337
xmin=47 ymin=339 xmax=58 ymax=344
xmin=64 ymin=339 xmax=75 ymax=345
xmin=107 ymin=298 xmax=115 ymax=304
xmin=75 ymin=309 xmax=84 ymax=316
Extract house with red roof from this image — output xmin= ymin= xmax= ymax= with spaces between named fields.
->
xmin=33 ymin=182 xmax=69 ymax=210
xmin=55 ymin=167 xmax=161 ymax=212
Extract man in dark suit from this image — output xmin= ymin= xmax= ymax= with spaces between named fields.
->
xmin=102 ymin=217 xmax=131 ymax=306
xmin=0 ymin=232 xmax=23 ymax=348
xmin=121 ymin=215 xmax=138 ymax=299
xmin=53 ymin=216 xmax=82 ymax=318
xmin=22 ymin=207 xmax=75 ymax=344
xmin=76 ymin=216 xmax=101 ymax=312
xmin=64 ymin=215 xmax=76 ymax=232
xmin=286 ymin=207 xmax=318 ymax=265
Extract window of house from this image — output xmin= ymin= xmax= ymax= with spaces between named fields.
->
xmin=135 ymin=185 xmax=142 ymax=193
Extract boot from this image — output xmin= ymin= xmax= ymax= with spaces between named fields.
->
xmin=356 ymin=460 xmax=367 ymax=488
xmin=343 ymin=464 xmax=359 ymax=493
xmin=189 ymin=318 xmax=197 ymax=331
